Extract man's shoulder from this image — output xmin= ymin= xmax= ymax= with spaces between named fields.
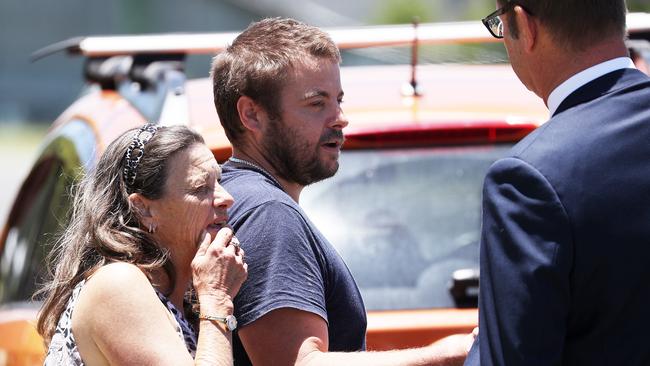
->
xmin=554 ymin=68 xmax=650 ymax=121
xmin=498 ymin=69 xmax=650 ymax=195
xmin=513 ymin=70 xmax=649 ymax=153
xmin=221 ymin=164 xmax=309 ymax=230
xmin=221 ymin=164 xmax=296 ymax=208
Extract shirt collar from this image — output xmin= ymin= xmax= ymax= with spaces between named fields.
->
xmin=547 ymin=57 xmax=636 ymax=116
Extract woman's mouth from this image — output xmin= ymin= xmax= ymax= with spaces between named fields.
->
xmin=207 ymin=220 xmax=228 ymax=232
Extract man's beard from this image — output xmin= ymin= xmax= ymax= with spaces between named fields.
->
xmin=263 ymin=117 xmax=343 ymax=186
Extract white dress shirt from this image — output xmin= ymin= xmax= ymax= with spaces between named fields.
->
xmin=547 ymin=57 xmax=636 ymax=116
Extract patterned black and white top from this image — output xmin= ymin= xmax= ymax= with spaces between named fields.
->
xmin=44 ymin=280 xmax=198 ymax=365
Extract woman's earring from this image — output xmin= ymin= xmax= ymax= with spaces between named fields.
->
xmin=148 ymin=223 xmax=156 ymax=233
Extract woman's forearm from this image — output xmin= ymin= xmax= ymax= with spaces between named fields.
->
xmin=193 ymin=294 xmax=235 ymax=366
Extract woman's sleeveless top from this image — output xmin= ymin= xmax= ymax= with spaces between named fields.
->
xmin=44 ymin=280 xmax=198 ymax=365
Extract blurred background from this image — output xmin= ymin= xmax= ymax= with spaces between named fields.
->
xmin=1 ymin=0 xmax=650 ymax=223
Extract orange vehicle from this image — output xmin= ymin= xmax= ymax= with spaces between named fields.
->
xmin=1 ymin=15 xmax=649 ymax=364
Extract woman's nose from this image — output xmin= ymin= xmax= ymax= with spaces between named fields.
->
xmin=213 ymin=186 xmax=234 ymax=209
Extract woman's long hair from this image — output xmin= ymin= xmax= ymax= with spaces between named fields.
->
xmin=36 ymin=125 xmax=204 ymax=343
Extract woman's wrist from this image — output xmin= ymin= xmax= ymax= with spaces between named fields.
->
xmin=197 ymin=293 xmax=234 ymax=314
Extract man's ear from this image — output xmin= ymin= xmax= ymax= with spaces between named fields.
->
xmin=236 ymin=95 xmax=266 ymax=133
xmin=515 ymin=5 xmax=537 ymax=52
xmin=128 ymin=193 xmax=153 ymax=227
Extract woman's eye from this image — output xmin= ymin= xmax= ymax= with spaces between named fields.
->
xmin=193 ymin=186 xmax=210 ymax=194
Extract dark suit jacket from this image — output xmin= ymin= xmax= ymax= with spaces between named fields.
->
xmin=466 ymin=68 xmax=650 ymax=365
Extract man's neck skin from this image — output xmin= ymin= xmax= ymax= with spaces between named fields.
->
xmin=527 ymin=33 xmax=628 ymax=105
xmin=231 ymin=146 xmax=303 ymax=203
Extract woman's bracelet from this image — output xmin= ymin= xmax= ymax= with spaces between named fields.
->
xmin=199 ymin=313 xmax=238 ymax=332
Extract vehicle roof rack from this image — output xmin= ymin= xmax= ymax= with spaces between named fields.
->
xmin=32 ymin=13 xmax=650 ymax=60
xmin=31 ymin=21 xmax=488 ymax=60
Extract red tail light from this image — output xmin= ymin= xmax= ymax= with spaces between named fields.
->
xmin=343 ymin=121 xmax=538 ymax=149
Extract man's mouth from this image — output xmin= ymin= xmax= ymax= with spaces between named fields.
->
xmin=322 ymin=140 xmax=343 ymax=149
xmin=320 ymin=129 xmax=345 ymax=150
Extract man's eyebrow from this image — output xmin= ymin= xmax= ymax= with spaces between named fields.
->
xmin=302 ymin=90 xmax=329 ymax=100
xmin=302 ymin=90 xmax=345 ymax=100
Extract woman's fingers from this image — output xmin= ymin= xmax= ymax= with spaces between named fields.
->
xmin=195 ymin=230 xmax=212 ymax=257
xmin=229 ymin=237 xmax=241 ymax=255
xmin=192 ymin=226 xmax=248 ymax=298
xmin=213 ymin=226 xmax=234 ymax=249
xmin=237 ymin=247 xmax=245 ymax=262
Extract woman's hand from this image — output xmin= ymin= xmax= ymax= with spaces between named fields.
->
xmin=191 ymin=228 xmax=248 ymax=306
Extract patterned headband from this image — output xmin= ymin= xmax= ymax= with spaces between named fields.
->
xmin=123 ymin=123 xmax=159 ymax=187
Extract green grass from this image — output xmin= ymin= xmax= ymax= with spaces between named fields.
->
xmin=0 ymin=124 xmax=49 ymax=152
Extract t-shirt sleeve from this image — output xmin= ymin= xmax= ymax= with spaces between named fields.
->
xmin=232 ymin=200 xmax=328 ymax=328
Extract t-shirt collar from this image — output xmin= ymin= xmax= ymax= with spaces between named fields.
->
xmin=547 ymin=57 xmax=636 ymax=116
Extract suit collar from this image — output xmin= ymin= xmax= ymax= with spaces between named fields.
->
xmin=548 ymin=57 xmax=635 ymax=116
xmin=554 ymin=68 xmax=649 ymax=116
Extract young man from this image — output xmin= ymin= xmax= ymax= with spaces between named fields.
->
xmin=211 ymin=17 xmax=473 ymax=366
xmin=468 ymin=1 xmax=650 ymax=364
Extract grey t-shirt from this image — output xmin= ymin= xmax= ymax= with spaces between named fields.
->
xmin=221 ymin=162 xmax=367 ymax=365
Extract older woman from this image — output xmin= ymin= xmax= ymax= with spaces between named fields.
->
xmin=37 ymin=124 xmax=247 ymax=365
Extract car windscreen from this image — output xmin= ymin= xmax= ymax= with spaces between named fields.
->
xmin=300 ymin=144 xmax=512 ymax=311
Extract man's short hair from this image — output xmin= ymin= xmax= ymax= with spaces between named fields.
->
xmin=211 ymin=18 xmax=341 ymax=145
xmin=504 ymin=0 xmax=627 ymax=51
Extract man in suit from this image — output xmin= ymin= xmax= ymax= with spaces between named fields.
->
xmin=466 ymin=0 xmax=650 ymax=364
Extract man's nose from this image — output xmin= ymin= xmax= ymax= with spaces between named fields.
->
xmin=331 ymin=106 xmax=349 ymax=130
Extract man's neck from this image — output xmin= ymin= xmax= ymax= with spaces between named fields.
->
xmin=538 ymin=35 xmax=629 ymax=104
xmin=230 ymin=148 xmax=303 ymax=203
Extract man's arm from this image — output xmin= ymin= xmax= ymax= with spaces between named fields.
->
xmin=477 ymin=157 xmax=573 ymax=366
xmin=239 ymin=308 xmax=472 ymax=366
xmin=233 ymin=201 xmax=472 ymax=365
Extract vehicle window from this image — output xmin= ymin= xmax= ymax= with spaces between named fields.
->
xmin=0 ymin=120 xmax=95 ymax=304
xmin=0 ymin=157 xmax=76 ymax=303
xmin=0 ymin=117 xmax=98 ymax=305
xmin=301 ymin=145 xmax=512 ymax=310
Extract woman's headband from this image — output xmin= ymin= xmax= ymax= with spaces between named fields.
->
xmin=123 ymin=123 xmax=159 ymax=187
